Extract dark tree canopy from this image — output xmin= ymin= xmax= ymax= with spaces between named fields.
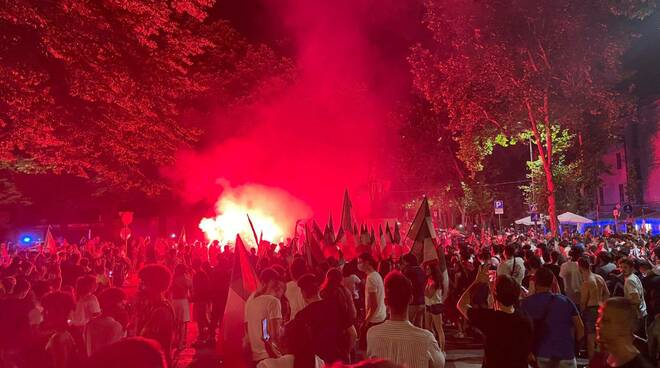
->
xmin=0 ymin=0 xmax=289 ymax=196
xmin=410 ymin=0 xmax=636 ymax=233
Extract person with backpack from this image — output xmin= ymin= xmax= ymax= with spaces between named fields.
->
xmin=135 ymin=265 xmax=175 ymax=367
xmin=497 ymin=244 xmax=526 ymax=285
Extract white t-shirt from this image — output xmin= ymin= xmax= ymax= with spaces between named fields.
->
xmin=559 ymin=261 xmax=583 ymax=302
xmin=496 ymin=257 xmax=526 ymax=285
xmin=257 ymin=354 xmax=324 ymax=368
xmin=285 ymin=281 xmax=305 ymax=319
xmin=70 ymin=294 xmax=101 ymax=327
xmin=85 ymin=315 xmax=124 ymax=356
xmin=624 ymin=273 xmax=647 ymax=317
xmin=365 ymin=271 xmax=386 ymax=323
xmin=245 ymin=294 xmax=283 ymax=361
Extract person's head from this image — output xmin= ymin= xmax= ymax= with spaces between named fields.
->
xmin=173 ymin=264 xmax=188 ymax=277
xmin=76 ymin=274 xmax=98 ymax=297
xmin=98 ymin=287 xmax=127 ymax=312
xmin=504 ymin=244 xmax=516 ymax=259
xmin=383 ymin=271 xmax=412 ymax=316
xmin=638 ymin=259 xmax=654 ymax=276
xmin=569 ymin=246 xmax=584 ymax=262
xmin=41 ymin=291 xmax=75 ymax=328
xmin=598 ymin=251 xmax=612 ymax=266
xmin=138 ymin=265 xmax=171 ymax=296
xmin=618 ymin=258 xmax=635 ymax=277
xmin=597 ymin=297 xmax=639 ymax=348
xmin=11 ymin=277 xmax=30 ymax=299
xmin=85 ymin=337 xmax=166 ymax=368
xmin=653 ymin=247 xmax=660 ymax=263
xmin=401 ymin=253 xmax=418 ymax=268
xmin=290 ymin=257 xmax=307 ymax=281
xmin=494 ymin=275 xmax=520 ymax=308
xmin=259 ymin=267 xmax=285 ymax=298
xmin=534 ymin=267 xmax=554 ymax=290
xmin=550 ymin=250 xmax=561 ymax=264
xmin=527 ymin=255 xmax=542 ymax=272
xmin=577 ymin=256 xmax=592 ymax=273
xmin=357 ymin=253 xmax=376 ymax=273
xmin=297 ymin=273 xmax=320 ymax=302
xmin=321 ymin=268 xmax=343 ymax=292
xmin=2 ymin=276 xmax=16 ymax=294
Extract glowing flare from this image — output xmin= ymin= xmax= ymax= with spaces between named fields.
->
xmin=199 ymin=182 xmax=312 ymax=248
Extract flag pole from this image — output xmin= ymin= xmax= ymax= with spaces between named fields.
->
xmin=246 ymin=214 xmax=260 ymax=247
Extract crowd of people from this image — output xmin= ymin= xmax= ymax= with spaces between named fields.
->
xmin=0 ymin=228 xmax=658 ymax=368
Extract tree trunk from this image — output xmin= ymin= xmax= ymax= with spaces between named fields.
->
xmin=526 ymin=97 xmax=558 ymax=236
xmin=543 ymin=161 xmax=559 ymax=235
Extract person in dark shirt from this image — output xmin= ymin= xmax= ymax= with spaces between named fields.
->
xmin=457 ymin=264 xmax=533 ymax=368
xmin=191 ymin=260 xmax=211 ymax=346
xmin=401 ymin=254 xmax=426 ymax=328
xmin=295 ymin=273 xmax=357 ymax=364
xmin=591 ymin=297 xmax=654 ymax=368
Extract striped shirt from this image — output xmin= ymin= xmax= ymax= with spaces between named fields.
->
xmin=367 ymin=320 xmax=445 ymax=368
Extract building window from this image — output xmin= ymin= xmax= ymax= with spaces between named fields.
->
xmin=599 ymin=186 xmax=604 ymax=204
xmin=616 ymin=152 xmax=622 ymax=170
xmin=619 ymin=184 xmax=625 ymax=204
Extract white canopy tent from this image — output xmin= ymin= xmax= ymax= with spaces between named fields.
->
xmin=558 ymin=212 xmax=593 ymax=234
xmin=557 ymin=212 xmax=593 ymax=224
xmin=515 ymin=215 xmax=546 ymax=226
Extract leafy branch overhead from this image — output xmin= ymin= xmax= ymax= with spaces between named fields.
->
xmin=0 ymin=0 xmax=290 ymax=196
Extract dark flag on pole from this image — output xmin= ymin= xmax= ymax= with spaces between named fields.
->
xmin=45 ymin=225 xmax=57 ymax=255
xmin=393 ymin=222 xmax=401 ymax=244
xmin=340 ymin=189 xmax=353 ymax=233
xmin=407 ymin=197 xmax=446 ymax=272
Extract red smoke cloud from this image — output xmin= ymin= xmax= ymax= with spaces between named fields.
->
xmin=173 ymin=0 xmax=407 ymax=220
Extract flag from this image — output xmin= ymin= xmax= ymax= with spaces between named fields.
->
xmin=312 ymin=220 xmax=325 ymax=242
xmin=222 ymin=235 xmax=260 ymax=357
xmin=369 ymin=227 xmax=375 ymax=245
xmin=340 ymin=189 xmax=353 ymax=232
xmin=328 ymin=215 xmax=335 ymax=237
xmin=385 ymin=223 xmax=394 ymax=243
xmin=393 ymin=222 xmax=402 ymax=244
xmin=341 ymin=230 xmax=358 ymax=261
xmin=323 ymin=222 xmax=335 ymax=246
xmin=305 ymin=224 xmax=325 ymax=265
xmin=407 ymin=197 xmax=446 ymax=271
xmin=178 ymin=226 xmax=187 ymax=244
xmin=45 ymin=226 xmax=57 ymax=254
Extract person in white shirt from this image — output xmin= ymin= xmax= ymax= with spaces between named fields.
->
xmin=285 ymin=258 xmax=307 ymax=320
xmin=560 ymin=246 xmax=584 ymax=306
xmin=358 ymin=253 xmax=386 ymax=350
xmin=496 ymin=245 xmax=525 ymax=285
xmin=85 ymin=287 xmax=126 ymax=356
xmin=245 ymin=268 xmax=286 ymax=363
xmin=71 ymin=275 xmax=101 ymax=328
xmin=619 ymin=258 xmax=647 ymax=325
xmin=367 ymin=270 xmax=445 ymax=368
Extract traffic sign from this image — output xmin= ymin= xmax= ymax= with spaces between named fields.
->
xmin=494 ymin=200 xmax=504 ymax=215
xmin=623 ymin=204 xmax=633 ymax=215
xmin=119 ymin=227 xmax=132 ymax=241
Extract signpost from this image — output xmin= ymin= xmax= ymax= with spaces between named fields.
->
xmin=613 ymin=204 xmax=620 ymax=233
xmin=494 ymin=200 xmax=504 ymax=231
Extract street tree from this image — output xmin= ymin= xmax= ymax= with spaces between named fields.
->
xmin=410 ymin=0 xmax=635 ymax=234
